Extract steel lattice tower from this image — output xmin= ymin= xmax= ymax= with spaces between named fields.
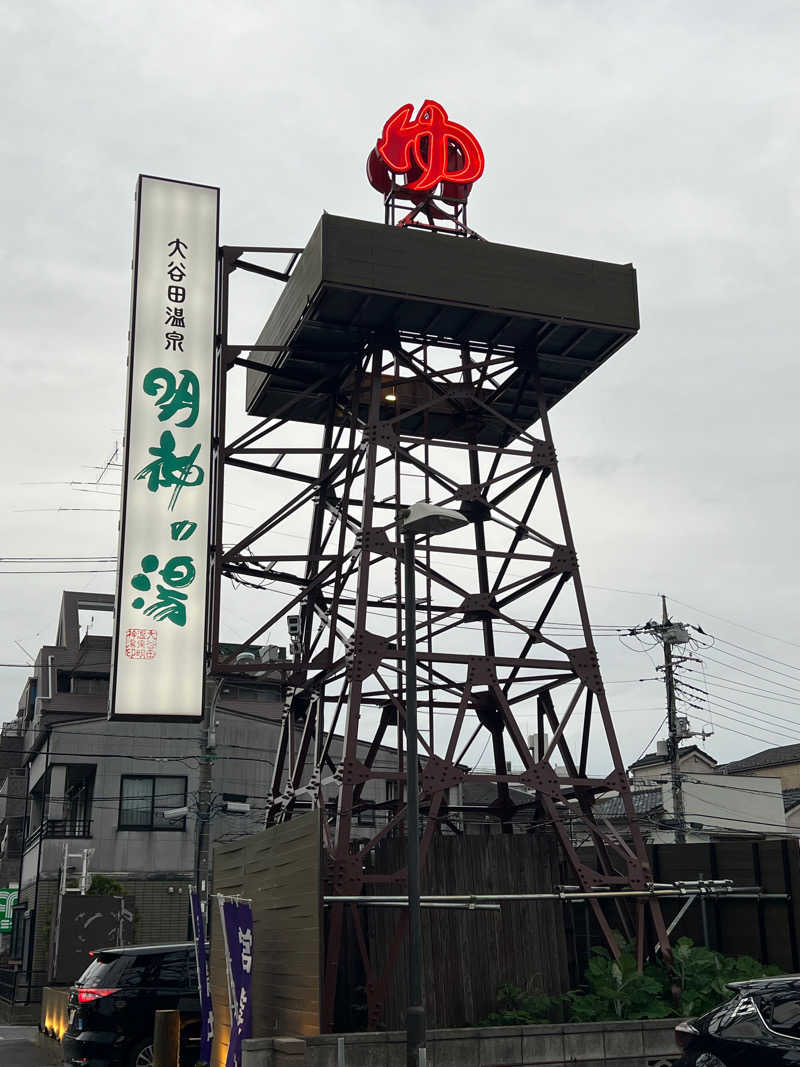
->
xmin=208 ymin=214 xmax=671 ymax=1029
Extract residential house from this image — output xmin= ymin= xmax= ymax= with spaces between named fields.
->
xmin=594 ymin=744 xmax=787 ymax=844
xmin=717 ymin=744 xmax=800 ymax=791
xmin=0 ymin=721 xmax=24 ymax=957
xmin=629 ymin=744 xmax=718 ymax=782
xmin=4 ymin=590 xmax=398 ymax=1005
xmin=783 ymin=789 xmax=800 ymax=834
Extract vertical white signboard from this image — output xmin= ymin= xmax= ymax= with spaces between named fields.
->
xmin=110 ymin=175 xmax=219 ymax=719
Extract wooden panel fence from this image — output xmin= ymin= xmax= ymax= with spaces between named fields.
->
xmin=360 ymin=831 xmax=570 ymax=1031
xmin=571 ymin=839 xmax=800 ymax=981
xmin=210 ymin=810 xmax=322 ymax=1066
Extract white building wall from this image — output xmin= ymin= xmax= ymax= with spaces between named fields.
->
xmin=661 ymin=773 xmax=785 ymax=836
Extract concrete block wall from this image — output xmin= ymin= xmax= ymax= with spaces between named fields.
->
xmin=19 ymin=874 xmax=191 ymax=993
xmin=116 ymin=876 xmax=192 ymax=945
xmin=240 ymin=1020 xmax=681 ymax=1067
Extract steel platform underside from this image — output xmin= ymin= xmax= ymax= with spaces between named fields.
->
xmin=245 ymin=214 xmax=639 ymax=443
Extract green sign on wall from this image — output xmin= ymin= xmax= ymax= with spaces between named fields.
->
xmin=0 ymin=888 xmax=18 ymax=932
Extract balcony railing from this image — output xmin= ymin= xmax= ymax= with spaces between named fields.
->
xmin=25 ymin=817 xmax=92 ymax=846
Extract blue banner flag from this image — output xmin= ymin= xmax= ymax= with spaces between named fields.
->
xmin=189 ymin=889 xmax=213 ymax=1064
xmin=221 ymin=898 xmax=253 ymax=1067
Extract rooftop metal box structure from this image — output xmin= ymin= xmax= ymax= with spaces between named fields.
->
xmin=245 ymin=214 xmax=639 ymax=442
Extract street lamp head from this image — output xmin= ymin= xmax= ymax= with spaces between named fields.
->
xmin=402 ymin=501 xmax=469 ymax=537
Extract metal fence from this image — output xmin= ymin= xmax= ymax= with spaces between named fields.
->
xmin=25 ymin=817 xmax=92 ymax=846
xmin=0 ymin=966 xmax=48 ymax=1005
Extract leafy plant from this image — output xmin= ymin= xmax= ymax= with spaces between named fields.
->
xmin=480 ymin=982 xmax=564 ymax=1026
xmin=481 ymin=937 xmax=782 ymax=1026
xmin=567 ymin=946 xmax=672 ymax=1021
xmin=88 ymin=874 xmax=126 ymax=896
xmin=670 ymin=937 xmax=781 ymax=1018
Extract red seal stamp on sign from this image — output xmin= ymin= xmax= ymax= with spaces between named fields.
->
xmin=125 ymin=628 xmax=158 ymax=659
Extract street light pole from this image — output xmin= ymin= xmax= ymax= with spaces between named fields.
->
xmin=401 ymin=502 xmax=468 ymax=1067
xmin=403 ymin=529 xmax=424 ymax=1067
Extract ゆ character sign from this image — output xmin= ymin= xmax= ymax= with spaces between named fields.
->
xmin=375 ymin=99 xmax=484 ymax=191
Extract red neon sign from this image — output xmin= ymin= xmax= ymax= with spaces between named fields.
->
xmin=367 ymin=100 xmax=484 ymax=200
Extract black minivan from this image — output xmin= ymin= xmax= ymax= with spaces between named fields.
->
xmin=61 ymin=942 xmax=201 ymax=1067
xmin=675 ymin=975 xmax=800 ymax=1065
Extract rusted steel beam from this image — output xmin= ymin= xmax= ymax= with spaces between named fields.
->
xmin=208 ymin=321 xmax=670 ymax=1030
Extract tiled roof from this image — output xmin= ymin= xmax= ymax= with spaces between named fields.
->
xmin=719 ymin=744 xmax=800 ymax=775
xmin=594 ymin=787 xmax=663 ymax=819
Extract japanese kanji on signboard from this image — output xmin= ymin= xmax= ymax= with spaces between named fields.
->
xmin=110 ymin=176 xmax=219 ymax=719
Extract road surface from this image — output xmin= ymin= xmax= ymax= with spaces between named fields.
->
xmin=0 ymin=1026 xmax=55 ymax=1066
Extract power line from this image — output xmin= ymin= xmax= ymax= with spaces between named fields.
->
xmin=675 ymin=691 xmax=800 ymax=747
xmin=0 ymin=557 xmax=117 ymax=562
xmin=583 ymin=583 xmax=659 ymax=600
xmin=670 ymin=598 xmax=800 ymax=651
xmin=704 ymin=640 xmax=800 ymax=683
xmin=684 ymin=669 xmax=800 ymax=706
xmin=700 ymin=654 xmax=800 ymax=696
xmin=676 ymin=680 xmax=800 ymax=734
xmin=704 ymin=632 xmax=800 ymax=675
xmin=631 ymin=715 xmax=668 ymax=766
xmin=675 ymin=680 xmax=795 ymax=730
xmin=0 ymin=569 xmax=117 ymax=575
xmin=637 ymin=773 xmax=797 ymax=802
xmin=643 ymin=809 xmax=799 ymax=839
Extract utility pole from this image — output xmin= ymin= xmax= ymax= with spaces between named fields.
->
xmin=196 ymin=679 xmax=221 ymax=918
xmin=629 ymin=597 xmax=711 ymax=844
xmin=661 ymin=596 xmax=686 ymax=844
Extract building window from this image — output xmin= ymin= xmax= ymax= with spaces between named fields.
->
xmin=119 ymin=776 xmax=187 ymax=831
xmin=71 ymin=676 xmax=109 ymax=697
xmin=219 ymin=684 xmax=278 ymax=702
xmin=9 ymin=904 xmax=26 ymax=962
xmin=357 ymin=804 xmax=376 ymax=826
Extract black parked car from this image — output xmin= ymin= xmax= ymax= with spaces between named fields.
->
xmin=675 ymin=976 xmax=800 ymax=1065
xmin=61 ymin=942 xmax=201 ymax=1067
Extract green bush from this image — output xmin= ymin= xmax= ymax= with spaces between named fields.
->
xmin=481 ymin=937 xmax=782 ymax=1026
xmin=480 ymin=982 xmax=564 ymax=1026
xmin=670 ymin=937 xmax=781 ymax=1018
xmin=88 ymin=874 xmax=126 ymax=896
xmin=567 ymin=946 xmax=672 ymax=1021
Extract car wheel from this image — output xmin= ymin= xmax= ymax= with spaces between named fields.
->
xmin=128 ymin=1037 xmax=155 ymax=1067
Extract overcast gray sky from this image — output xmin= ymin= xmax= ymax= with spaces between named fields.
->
xmin=2 ymin=0 xmax=800 ymax=770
